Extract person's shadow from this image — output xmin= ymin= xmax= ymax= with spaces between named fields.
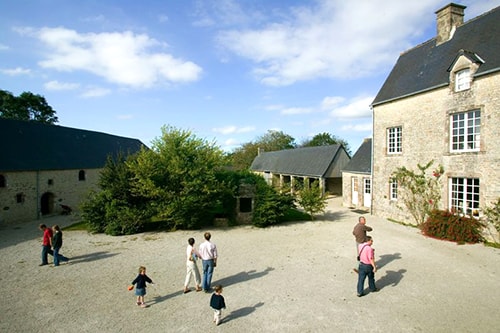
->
xmin=213 ymin=267 xmax=274 ymax=288
xmin=224 ymin=302 xmax=264 ymax=323
xmin=376 ymin=252 xmax=402 ymax=269
xmin=376 ymin=269 xmax=407 ymax=289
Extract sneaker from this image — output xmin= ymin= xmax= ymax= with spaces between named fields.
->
xmin=140 ymin=303 xmax=147 ymax=308
xmin=136 ymin=301 xmax=141 ymax=306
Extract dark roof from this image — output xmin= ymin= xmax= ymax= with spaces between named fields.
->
xmin=0 ymin=118 xmax=146 ymax=171
xmin=342 ymin=138 xmax=371 ymax=174
xmin=372 ymin=6 xmax=500 ymax=106
xmin=250 ymin=145 xmax=344 ymax=177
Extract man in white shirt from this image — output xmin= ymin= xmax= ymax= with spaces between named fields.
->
xmin=199 ymin=232 xmax=218 ymax=292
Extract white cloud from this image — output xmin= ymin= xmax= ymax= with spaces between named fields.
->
xmin=340 ymin=123 xmax=373 ymax=132
xmin=216 ymin=0 xmax=439 ymax=85
xmin=80 ymin=87 xmax=111 ymax=98
xmin=1 ymin=67 xmax=31 ymax=76
xmin=329 ymin=96 xmax=373 ymax=119
xmin=281 ymin=107 xmax=313 ymax=115
xmin=20 ymin=27 xmax=203 ymax=88
xmin=212 ymin=125 xmax=255 ymax=135
xmin=158 ymin=14 xmax=169 ymax=23
xmin=44 ymin=80 xmax=80 ymax=91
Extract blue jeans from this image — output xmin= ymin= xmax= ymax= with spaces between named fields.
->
xmin=357 ymin=263 xmax=376 ymax=295
xmin=53 ymin=247 xmax=68 ymax=266
xmin=202 ymin=259 xmax=215 ymax=291
xmin=41 ymin=245 xmax=53 ymax=265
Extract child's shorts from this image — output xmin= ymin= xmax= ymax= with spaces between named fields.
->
xmin=135 ymin=288 xmax=146 ymax=296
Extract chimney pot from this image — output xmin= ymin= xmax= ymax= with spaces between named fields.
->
xmin=435 ymin=3 xmax=466 ymax=45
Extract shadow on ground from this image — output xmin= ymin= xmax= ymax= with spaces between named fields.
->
xmin=224 ymin=302 xmax=264 ymax=323
xmin=213 ymin=267 xmax=274 ymax=288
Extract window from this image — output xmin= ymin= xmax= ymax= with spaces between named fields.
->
xmin=387 ymin=127 xmax=402 ymax=154
xmin=455 ymin=68 xmax=471 ymax=91
xmin=450 ymin=110 xmax=480 ymax=152
xmin=0 ymin=174 xmax=5 ymax=188
xmin=239 ymin=198 xmax=252 ymax=213
xmin=78 ymin=170 xmax=86 ymax=181
xmin=450 ymin=177 xmax=480 ymax=216
xmin=48 ymin=179 xmax=54 ymax=185
xmin=16 ymin=193 xmax=25 ymax=203
xmin=390 ymin=179 xmax=398 ymax=201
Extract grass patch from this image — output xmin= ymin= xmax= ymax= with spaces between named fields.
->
xmin=280 ymin=208 xmax=311 ymax=222
xmin=387 ymin=218 xmax=418 ymax=228
xmin=484 ymin=241 xmax=500 ymax=249
xmin=63 ymin=221 xmax=90 ymax=231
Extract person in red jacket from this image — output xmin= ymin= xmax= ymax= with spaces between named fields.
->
xmin=39 ymin=224 xmax=53 ymax=266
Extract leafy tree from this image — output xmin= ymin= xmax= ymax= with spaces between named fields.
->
xmin=0 ymin=90 xmax=58 ymax=124
xmin=81 ymin=152 xmax=153 ymax=235
xmin=128 ymin=126 xmax=227 ymax=230
xmin=300 ymin=132 xmax=352 ymax=156
xmin=231 ymin=130 xmax=296 ymax=170
xmin=483 ymin=198 xmax=500 ymax=243
xmin=252 ymin=175 xmax=295 ymax=227
xmin=391 ymin=161 xmax=444 ymax=226
xmin=295 ymin=182 xmax=327 ymax=220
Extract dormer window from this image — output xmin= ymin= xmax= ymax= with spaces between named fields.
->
xmin=455 ymin=68 xmax=471 ymax=91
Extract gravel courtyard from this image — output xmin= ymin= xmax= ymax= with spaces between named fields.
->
xmin=1 ymin=198 xmax=499 ymax=333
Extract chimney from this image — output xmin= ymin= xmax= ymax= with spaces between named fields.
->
xmin=435 ymin=3 xmax=466 ymax=46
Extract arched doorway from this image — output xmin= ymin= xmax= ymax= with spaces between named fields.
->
xmin=40 ymin=192 xmax=55 ymax=215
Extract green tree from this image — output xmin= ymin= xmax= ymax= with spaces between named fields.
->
xmin=483 ymin=198 xmax=500 ymax=243
xmin=295 ymin=182 xmax=327 ymax=220
xmin=128 ymin=125 xmax=226 ymax=229
xmin=391 ymin=161 xmax=444 ymax=226
xmin=300 ymin=132 xmax=352 ymax=156
xmin=231 ymin=130 xmax=296 ymax=170
xmin=0 ymin=90 xmax=58 ymax=124
xmin=81 ymin=152 xmax=152 ymax=235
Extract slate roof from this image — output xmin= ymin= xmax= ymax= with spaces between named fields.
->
xmin=250 ymin=145 xmax=344 ymax=177
xmin=342 ymin=138 xmax=371 ymax=174
xmin=0 ymin=118 xmax=146 ymax=172
xmin=372 ymin=5 xmax=500 ymax=106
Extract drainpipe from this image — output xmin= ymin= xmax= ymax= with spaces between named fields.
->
xmin=36 ymin=170 xmax=40 ymax=219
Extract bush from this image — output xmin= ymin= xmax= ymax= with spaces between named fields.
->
xmin=421 ymin=209 xmax=485 ymax=244
xmin=253 ymin=176 xmax=295 ymax=228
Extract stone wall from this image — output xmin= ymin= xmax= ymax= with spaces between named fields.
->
xmin=372 ymin=72 xmax=500 ymax=223
xmin=0 ymin=168 xmax=101 ymax=225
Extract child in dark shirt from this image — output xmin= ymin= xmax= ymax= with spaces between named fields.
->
xmin=210 ymin=284 xmax=226 ymax=325
xmin=130 ymin=266 xmax=153 ymax=308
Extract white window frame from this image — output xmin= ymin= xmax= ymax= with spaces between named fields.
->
xmin=450 ymin=110 xmax=481 ymax=152
xmin=455 ymin=68 xmax=471 ymax=92
xmin=389 ymin=179 xmax=398 ymax=201
xmin=387 ymin=127 xmax=402 ymax=154
xmin=449 ymin=177 xmax=480 ymax=217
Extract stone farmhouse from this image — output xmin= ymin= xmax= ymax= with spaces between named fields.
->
xmin=342 ymin=138 xmax=372 ymax=210
xmin=250 ymin=145 xmax=351 ymax=196
xmin=371 ymin=3 xmax=500 ymax=223
xmin=0 ymin=119 xmax=145 ymax=225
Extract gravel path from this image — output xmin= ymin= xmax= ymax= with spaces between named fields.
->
xmin=1 ymin=198 xmax=499 ymax=332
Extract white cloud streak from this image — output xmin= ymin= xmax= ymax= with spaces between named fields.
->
xmin=212 ymin=125 xmax=256 ymax=135
xmin=44 ymin=80 xmax=80 ymax=91
xmin=17 ymin=27 xmax=203 ymax=88
xmin=1 ymin=67 xmax=31 ymax=76
xmin=216 ymin=0 xmax=439 ymax=86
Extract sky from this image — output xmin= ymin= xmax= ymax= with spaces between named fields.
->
xmin=1 ymin=0 xmax=499 ymax=153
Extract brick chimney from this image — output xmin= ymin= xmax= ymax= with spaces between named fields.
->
xmin=435 ymin=3 xmax=466 ymax=45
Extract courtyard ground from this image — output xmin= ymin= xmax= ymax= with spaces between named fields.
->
xmin=1 ymin=197 xmax=499 ymax=332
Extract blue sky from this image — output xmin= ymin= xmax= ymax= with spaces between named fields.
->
xmin=1 ymin=0 xmax=499 ymax=153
